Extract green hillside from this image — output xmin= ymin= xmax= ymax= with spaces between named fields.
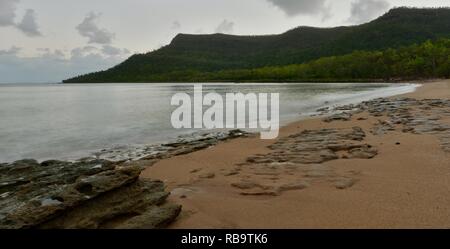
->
xmin=64 ymin=7 xmax=450 ymax=83
xmin=173 ymin=39 xmax=450 ymax=82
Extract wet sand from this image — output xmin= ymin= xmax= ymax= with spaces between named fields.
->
xmin=141 ymin=80 xmax=450 ymax=228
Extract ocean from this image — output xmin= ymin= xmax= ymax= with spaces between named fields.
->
xmin=0 ymin=82 xmax=418 ymax=162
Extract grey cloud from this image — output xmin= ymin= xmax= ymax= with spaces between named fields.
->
xmin=35 ymin=48 xmax=66 ymax=61
xmin=69 ymin=45 xmax=126 ymax=58
xmin=0 ymin=46 xmax=129 ymax=83
xmin=70 ymin=46 xmax=98 ymax=57
xmin=171 ymin=21 xmax=181 ymax=30
xmin=16 ymin=9 xmax=41 ymax=37
xmin=37 ymin=48 xmax=67 ymax=60
xmin=215 ymin=19 xmax=234 ymax=34
xmin=349 ymin=0 xmax=390 ymax=24
xmin=101 ymin=45 xmax=130 ymax=56
xmin=0 ymin=0 xmax=18 ymax=26
xmin=267 ymin=0 xmax=329 ymax=17
xmin=0 ymin=0 xmax=41 ymax=36
xmin=77 ymin=12 xmax=115 ymax=44
xmin=0 ymin=46 xmax=20 ymax=56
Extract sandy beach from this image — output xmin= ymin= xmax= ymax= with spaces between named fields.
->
xmin=140 ymin=80 xmax=450 ymax=229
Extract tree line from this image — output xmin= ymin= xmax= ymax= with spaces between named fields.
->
xmin=154 ymin=38 xmax=450 ymax=82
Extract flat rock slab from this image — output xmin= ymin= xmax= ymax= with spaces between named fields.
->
xmin=359 ymin=98 xmax=450 ymax=152
xmin=333 ymin=177 xmax=358 ymax=190
xmin=246 ymin=127 xmax=376 ymax=165
xmin=322 ymin=97 xmax=450 ymax=153
xmin=323 ymin=112 xmax=353 ymax=122
xmin=0 ymin=159 xmax=180 ymax=229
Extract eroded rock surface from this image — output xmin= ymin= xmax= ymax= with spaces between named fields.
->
xmin=323 ymin=112 xmax=353 ymax=122
xmin=360 ymin=98 xmax=450 ymax=152
xmin=319 ymin=97 xmax=450 ymax=153
xmin=228 ymin=127 xmax=374 ymax=195
xmin=247 ymin=127 xmax=376 ymax=165
xmin=0 ymin=159 xmax=180 ymax=229
xmin=0 ymin=130 xmax=255 ymax=229
xmin=93 ymin=129 xmax=251 ymax=163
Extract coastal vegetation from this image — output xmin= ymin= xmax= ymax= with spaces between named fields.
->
xmin=176 ymin=38 xmax=450 ymax=82
xmin=64 ymin=7 xmax=450 ymax=83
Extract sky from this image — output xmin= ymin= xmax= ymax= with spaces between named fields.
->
xmin=1 ymin=0 xmax=449 ymax=83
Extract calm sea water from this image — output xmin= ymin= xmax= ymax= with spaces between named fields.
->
xmin=0 ymin=83 xmax=418 ymax=162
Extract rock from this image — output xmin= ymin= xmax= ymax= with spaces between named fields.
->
xmin=348 ymin=145 xmax=378 ymax=159
xmin=199 ymin=173 xmax=215 ymax=179
xmin=334 ymin=104 xmax=356 ymax=111
xmin=277 ymin=181 xmax=310 ymax=192
xmin=115 ymin=204 xmax=181 ymax=229
xmin=0 ymin=159 xmax=180 ymax=229
xmin=357 ymin=97 xmax=450 ymax=152
xmin=228 ymin=129 xmax=249 ymax=138
xmin=300 ymin=164 xmax=332 ymax=178
xmin=293 ymin=150 xmax=339 ymax=164
xmin=231 ymin=181 xmax=278 ymax=195
xmin=38 ymin=179 xmax=181 ymax=229
xmin=247 ymin=127 xmax=375 ymax=165
xmin=323 ymin=112 xmax=352 ymax=123
xmin=316 ymin=107 xmax=330 ymax=113
xmin=371 ymin=120 xmax=396 ymax=136
xmin=93 ymin=129 xmax=251 ymax=162
xmin=231 ymin=181 xmax=261 ymax=190
xmin=234 ymin=96 xmax=450 ymax=193
xmin=223 ymin=170 xmax=240 ymax=176
xmin=334 ymin=178 xmax=357 ymax=189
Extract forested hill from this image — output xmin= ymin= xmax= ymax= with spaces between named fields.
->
xmin=64 ymin=7 xmax=450 ymax=83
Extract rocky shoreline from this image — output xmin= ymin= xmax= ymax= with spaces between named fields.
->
xmin=317 ymin=97 xmax=450 ymax=152
xmin=0 ymin=130 xmax=250 ymax=229
xmin=92 ymin=129 xmax=251 ymax=163
xmin=2 ymin=92 xmax=449 ymax=229
xmin=225 ymin=97 xmax=450 ymax=197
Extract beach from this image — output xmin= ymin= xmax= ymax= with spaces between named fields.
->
xmin=141 ymin=80 xmax=450 ymax=228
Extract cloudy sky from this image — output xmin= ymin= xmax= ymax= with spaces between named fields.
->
xmin=1 ymin=0 xmax=449 ymax=83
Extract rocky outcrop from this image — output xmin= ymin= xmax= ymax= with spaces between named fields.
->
xmin=231 ymin=127 xmax=375 ymax=194
xmin=0 ymin=159 xmax=180 ymax=229
xmin=359 ymin=98 xmax=450 ymax=152
xmin=320 ymin=97 xmax=450 ymax=153
xmin=0 ymin=130 xmax=254 ymax=229
xmin=229 ymin=97 xmax=450 ymax=196
xmin=323 ymin=112 xmax=353 ymax=122
xmin=246 ymin=127 xmax=377 ymax=165
xmin=92 ymin=129 xmax=251 ymax=162
xmin=38 ymin=179 xmax=181 ymax=229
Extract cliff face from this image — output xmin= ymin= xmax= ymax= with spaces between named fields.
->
xmin=64 ymin=8 xmax=450 ymax=83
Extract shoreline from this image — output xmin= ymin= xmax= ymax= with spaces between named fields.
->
xmin=0 ymin=82 xmax=417 ymax=164
xmin=91 ymin=82 xmax=420 ymax=163
xmin=141 ymin=80 xmax=450 ymax=228
xmin=1 ymin=80 xmax=448 ymax=228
